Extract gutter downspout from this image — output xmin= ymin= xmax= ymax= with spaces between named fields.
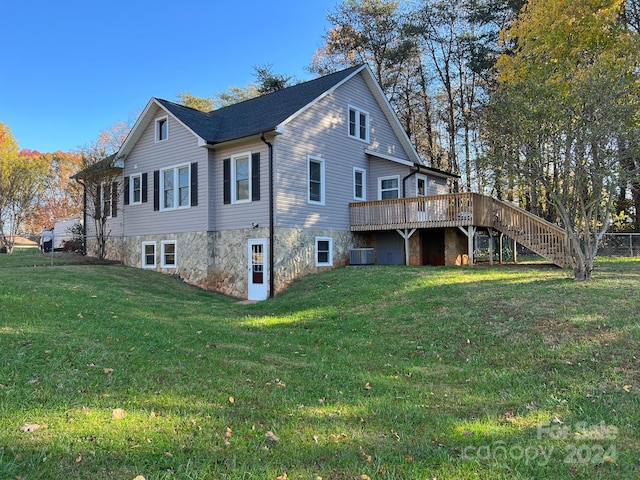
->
xmin=261 ymin=133 xmax=275 ymax=299
xmin=402 ymin=166 xmax=419 ymax=225
xmin=402 ymin=166 xmax=419 ymax=198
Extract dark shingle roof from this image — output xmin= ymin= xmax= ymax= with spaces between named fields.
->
xmin=72 ymin=153 xmax=121 ymax=180
xmin=156 ymin=65 xmax=364 ymax=144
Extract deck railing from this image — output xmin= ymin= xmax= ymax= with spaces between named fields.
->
xmin=349 ymin=193 xmax=570 ymax=266
xmin=349 ymin=193 xmax=483 ymax=231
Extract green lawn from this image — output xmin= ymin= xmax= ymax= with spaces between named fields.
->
xmin=1 ymin=249 xmax=638 ymax=479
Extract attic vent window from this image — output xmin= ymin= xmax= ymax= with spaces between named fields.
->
xmin=348 ymin=105 xmax=369 ymax=142
xmin=156 ymin=117 xmax=168 ymax=142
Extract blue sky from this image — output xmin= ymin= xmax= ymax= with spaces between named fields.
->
xmin=0 ymin=0 xmax=340 ymax=153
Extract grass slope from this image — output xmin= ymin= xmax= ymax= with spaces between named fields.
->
xmin=0 ymin=250 xmax=638 ymax=479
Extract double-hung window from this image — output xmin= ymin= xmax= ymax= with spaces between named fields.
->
xmin=315 ymin=237 xmax=333 ymax=266
xmin=308 ymin=156 xmax=325 ymax=205
xmin=160 ymin=164 xmax=190 ymax=210
xmin=130 ymin=173 xmax=142 ymax=205
xmin=142 ymin=242 xmax=156 ymax=268
xmin=232 ymin=153 xmax=251 ymax=203
xmin=353 ymin=167 xmax=366 ymax=201
xmin=161 ymin=240 xmax=176 ymax=268
xmin=378 ymin=175 xmax=400 ymax=200
xmin=348 ymin=105 xmax=369 ymax=142
xmin=156 ymin=117 xmax=168 ymax=142
xmin=101 ymin=181 xmax=113 ymax=218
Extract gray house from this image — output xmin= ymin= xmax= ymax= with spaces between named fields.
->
xmin=76 ymin=64 xmax=569 ymax=300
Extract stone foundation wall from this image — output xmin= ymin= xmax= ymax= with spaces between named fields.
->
xmin=445 ymin=228 xmax=469 ymax=266
xmin=95 ymin=228 xmax=369 ymax=299
xmin=86 ymin=236 xmax=123 ymax=263
xmin=203 ymin=228 xmax=270 ymax=297
xmin=273 ymin=227 xmax=368 ymax=294
xmin=119 ymin=231 xmax=211 ymax=288
xmin=206 ymin=227 xmax=368 ymax=297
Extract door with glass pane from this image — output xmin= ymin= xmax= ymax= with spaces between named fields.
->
xmin=248 ymin=239 xmax=268 ymax=300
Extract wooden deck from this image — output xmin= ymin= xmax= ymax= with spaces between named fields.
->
xmin=349 ymin=193 xmax=570 ymax=267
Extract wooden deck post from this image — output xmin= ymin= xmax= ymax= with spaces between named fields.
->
xmin=458 ymin=225 xmax=476 ymax=266
xmin=396 ymin=228 xmax=417 ymax=266
xmin=488 ymin=229 xmax=494 ymax=266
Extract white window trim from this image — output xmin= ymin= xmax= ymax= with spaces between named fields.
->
xmin=161 ymin=240 xmax=177 ymax=268
xmin=416 ymin=174 xmax=428 ymax=197
xmin=348 ymin=105 xmax=370 ymax=143
xmin=101 ymin=181 xmax=113 ymax=219
xmin=160 ymin=163 xmax=191 ymax=211
xmin=353 ymin=167 xmax=367 ymax=201
xmin=141 ymin=241 xmax=156 ymax=269
xmin=231 ymin=152 xmax=252 ymax=204
xmin=307 ymin=155 xmax=325 ymax=206
xmin=155 ymin=116 xmax=168 ymax=143
xmin=378 ymin=175 xmax=400 ymax=200
xmin=130 ymin=173 xmax=142 ymax=205
xmin=315 ymin=236 xmax=333 ymax=267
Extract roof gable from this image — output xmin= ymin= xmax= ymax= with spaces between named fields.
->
xmin=118 ymin=64 xmax=422 ymax=165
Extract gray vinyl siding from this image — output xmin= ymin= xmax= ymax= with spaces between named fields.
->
xmin=122 ymin=111 xmax=209 ymax=235
xmin=209 ymin=140 xmax=270 ymax=231
xmin=406 ymin=174 xmax=449 ymax=197
xmin=369 ymin=157 xmax=411 ymax=199
xmin=275 ymin=71 xmax=412 ymax=230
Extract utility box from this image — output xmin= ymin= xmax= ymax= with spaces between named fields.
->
xmin=349 ymin=248 xmax=375 ymax=265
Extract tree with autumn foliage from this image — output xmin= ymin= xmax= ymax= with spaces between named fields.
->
xmin=483 ymin=0 xmax=640 ymax=280
xmin=21 ymin=150 xmax=84 ymax=233
xmin=0 ymin=122 xmax=49 ymax=252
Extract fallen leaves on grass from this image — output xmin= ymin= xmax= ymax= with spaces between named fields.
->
xmin=360 ymin=448 xmax=372 ymax=462
xmin=623 ymin=384 xmax=632 ymax=392
xmin=20 ymin=424 xmax=42 ymax=432
xmin=329 ymin=433 xmax=347 ymax=442
xmin=364 ymin=382 xmax=371 ymax=391
xmin=265 ymin=431 xmax=279 ymax=442
xmin=112 ymin=408 xmax=126 ymax=419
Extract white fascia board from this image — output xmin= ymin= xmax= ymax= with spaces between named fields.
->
xmin=278 ymin=65 xmax=367 ymax=128
xmin=359 ymin=65 xmax=423 ymax=165
xmin=365 ymin=149 xmax=414 ymax=167
xmin=117 ymin=98 xmax=206 ymax=159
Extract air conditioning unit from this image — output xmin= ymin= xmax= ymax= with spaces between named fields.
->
xmin=350 ymin=248 xmax=375 ymax=265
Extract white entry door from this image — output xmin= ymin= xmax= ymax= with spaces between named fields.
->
xmin=248 ymin=239 xmax=268 ymax=301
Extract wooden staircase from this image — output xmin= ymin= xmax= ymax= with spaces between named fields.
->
xmin=490 ymin=198 xmax=570 ymax=267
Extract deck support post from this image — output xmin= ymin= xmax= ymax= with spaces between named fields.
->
xmin=513 ymin=237 xmax=518 ymax=263
xmin=458 ymin=225 xmax=476 ymax=266
xmin=488 ymin=229 xmax=494 ymax=266
xmin=396 ymin=228 xmax=417 ymax=266
xmin=499 ymin=233 xmax=504 ymax=264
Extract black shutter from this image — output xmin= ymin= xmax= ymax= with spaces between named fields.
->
xmin=124 ymin=177 xmax=130 ymax=205
xmin=251 ymin=152 xmax=260 ymax=201
xmin=153 ymin=170 xmax=160 ymax=211
xmin=142 ymin=172 xmax=148 ymax=203
xmin=190 ymin=162 xmax=198 ymax=206
xmin=223 ymin=159 xmax=231 ymax=204
xmin=111 ymin=181 xmax=118 ymax=217
xmin=95 ymin=184 xmax=102 ymax=218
